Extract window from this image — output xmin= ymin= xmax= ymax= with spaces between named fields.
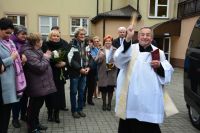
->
xmin=70 ymin=17 xmax=89 ymax=35
xmin=149 ymin=0 xmax=169 ymax=18
xmin=39 ymin=16 xmax=58 ymax=36
xmin=6 ymin=15 xmax=26 ymax=26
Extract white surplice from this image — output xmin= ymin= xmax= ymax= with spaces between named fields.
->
xmin=114 ymin=43 xmax=174 ymax=124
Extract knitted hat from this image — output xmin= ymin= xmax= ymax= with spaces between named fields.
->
xmin=14 ymin=25 xmax=27 ymax=35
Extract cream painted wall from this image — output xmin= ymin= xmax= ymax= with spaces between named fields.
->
xmin=0 ymin=0 xmax=97 ymax=41
xmin=92 ymin=19 xmax=130 ymax=42
xmin=138 ymin=0 xmax=178 ymax=27
xmin=0 ymin=0 xmax=178 ymax=42
xmin=100 ymin=0 xmax=129 ymax=12
xmin=105 ymin=19 xmax=130 ymax=39
xmin=93 ymin=21 xmax=104 ymax=43
xmin=171 ymin=16 xmax=199 ymax=59
xmin=112 ymin=0 xmax=129 ymax=10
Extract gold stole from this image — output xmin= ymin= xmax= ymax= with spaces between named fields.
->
xmin=115 ymin=46 xmax=138 ymax=120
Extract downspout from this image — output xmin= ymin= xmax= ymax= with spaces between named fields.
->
xmin=97 ymin=0 xmax=99 ymax=15
xmin=137 ymin=0 xmax=139 ymax=11
xmin=111 ymin=0 xmax=113 ymax=10
xmin=103 ymin=19 xmax=105 ymax=38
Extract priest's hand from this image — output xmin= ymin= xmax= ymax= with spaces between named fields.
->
xmin=126 ymin=25 xmax=135 ymax=42
xmin=151 ymin=60 xmax=160 ymax=69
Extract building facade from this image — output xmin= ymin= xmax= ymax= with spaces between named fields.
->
xmin=0 ymin=0 xmax=181 ymax=65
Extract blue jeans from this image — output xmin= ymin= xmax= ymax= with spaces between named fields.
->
xmin=70 ymin=76 xmax=86 ymax=113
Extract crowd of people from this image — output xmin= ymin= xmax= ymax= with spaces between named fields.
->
xmin=0 ymin=17 xmax=174 ymax=133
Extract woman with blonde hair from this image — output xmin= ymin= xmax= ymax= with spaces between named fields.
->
xmin=96 ymin=35 xmax=117 ymax=111
xmin=42 ymin=29 xmax=69 ymax=123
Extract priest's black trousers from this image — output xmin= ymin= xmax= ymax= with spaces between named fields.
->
xmin=118 ymin=118 xmax=161 ymax=133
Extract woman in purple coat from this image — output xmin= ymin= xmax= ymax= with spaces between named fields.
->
xmin=23 ymin=33 xmax=56 ymax=133
xmin=10 ymin=25 xmax=28 ymax=128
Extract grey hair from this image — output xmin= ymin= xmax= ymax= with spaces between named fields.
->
xmin=14 ymin=25 xmax=27 ymax=35
xmin=138 ymin=27 xmax=154 ymax=38
xmin=118 ymin=26 xmax=126 ymax=32
xmin=74 ymin=27 xmax=86 ymax=38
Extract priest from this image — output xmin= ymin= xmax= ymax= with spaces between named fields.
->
xmin=114 ymin=25 xmax=174 ymax=133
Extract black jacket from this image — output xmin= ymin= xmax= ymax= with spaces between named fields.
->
xmin=67 ymin=38 xmax=93 ymax=78
xmin=42 ymin=40 xmax=69 ymax=85
xmin=112 ymin=37 xmax=121 ymax=49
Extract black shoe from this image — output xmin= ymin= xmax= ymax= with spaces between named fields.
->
xmin=54 ymin=111 xmax=60 ymax=123
xmin=78 ymin=111 xmax=86 ymax=117
xmin=47 ymin=109 xmax=53 ymax=122
xmin=12 ymin=119 xmax=21 ymax=128
xmin=20 ymin=115 xmax=27 ymax=121
xmin=48 ymin=115 xmax=53 ymax=122
xmin=107 ymin=104 xmax=111 ymax=111
xmin=72 ymin=112 xmax=80 ymax=118
xmin=88 ymin=101 xmax=95 ymax=105
xmin=47 ymin=112 xmax=53 ymax=122
xmin=37 ymin=123 xmax=48 ymax=130
xmin=60 ymin=108 xmax=69 ymax=111
xmin=102 ymin=104 xmax=107 ymax=111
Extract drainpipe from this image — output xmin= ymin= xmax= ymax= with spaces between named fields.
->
xmin=103 ymin=19 xmax=105 ymax=38
xmin=137 ymin=0 xmax=139 ymax=11
xmin=97 ymin=0 xmax=99 ymax=15
xmin=111 ymin=0 xmax=113 ymax=10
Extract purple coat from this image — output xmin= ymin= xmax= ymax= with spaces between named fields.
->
xmin=22 ymin=44 xmax=56 ymax=97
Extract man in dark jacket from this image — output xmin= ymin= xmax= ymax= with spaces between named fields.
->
xmin=112 ymin=26 xmax=126 ymax=49
xmin=67 ymin=27 xmax=92 ymax=118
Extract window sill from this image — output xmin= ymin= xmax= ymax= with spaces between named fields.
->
xmin=148 ymin=16 xmax=170 ymax=19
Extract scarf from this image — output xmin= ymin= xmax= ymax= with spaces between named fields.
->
xmin=105 ymin=47 xmax=113 ymax=64
xmin=1 ymin=39 xmax=26 ymax=97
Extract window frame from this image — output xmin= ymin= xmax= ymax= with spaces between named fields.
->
xmin=148 ymin=0 xmax=169 ymax=18
xmin=39 ymin=16 xmax=59 ymax=36
xmin=70 ymin=17 xmax=89 ymax=36
xmin=6 ymin=14 xmax=26 ymax=26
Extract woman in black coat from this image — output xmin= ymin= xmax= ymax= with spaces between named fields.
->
xmin=42 ymin=30 xmax=69 ymax=123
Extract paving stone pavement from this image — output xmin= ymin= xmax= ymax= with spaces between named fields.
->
xmin=7 ymin=68 xmax=200 ymax=133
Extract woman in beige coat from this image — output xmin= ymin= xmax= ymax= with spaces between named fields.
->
xmin=97 ymin=35 xmax=117 ymax=111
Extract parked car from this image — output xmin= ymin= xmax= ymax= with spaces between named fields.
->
xmin=184 ymin=18 xmax=200 ymax=130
